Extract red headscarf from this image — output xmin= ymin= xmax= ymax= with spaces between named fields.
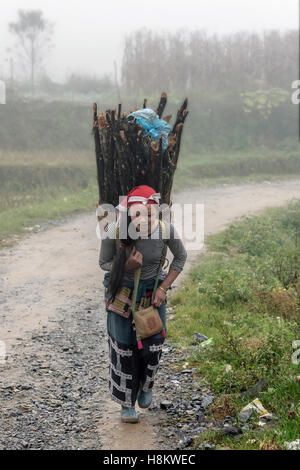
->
xmin=116 ymin=185 xmax=160 ymax=212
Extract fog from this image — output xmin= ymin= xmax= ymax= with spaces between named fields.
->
xmin=0 ymin=0 xmax=298 ymax=81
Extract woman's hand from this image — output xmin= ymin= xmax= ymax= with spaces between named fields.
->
xmin=125 ymin=246 xmax=143 ymax=271
xmin=152 ymin=287 xmax=166 ymax=308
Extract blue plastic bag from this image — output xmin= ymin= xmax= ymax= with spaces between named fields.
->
xmin=127 ymin=108 xmax=171 ymax=152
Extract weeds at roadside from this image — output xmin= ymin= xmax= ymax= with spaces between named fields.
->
xmin=168 ymin=200 xmax=300 ymax=449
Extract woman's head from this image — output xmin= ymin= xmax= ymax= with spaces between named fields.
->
xmin=107 ymin=185 xmax=160 ymax=300
xmin=117 ymin=185 xmax=160 ymax=212
xmin=129 ymin=202 xmax=159 ymax=236
xmin=117 ymin=185 xmax=160 ymax=239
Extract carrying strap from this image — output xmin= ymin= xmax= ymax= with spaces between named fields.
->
xmin=131 ymin=220 xmax=167 ymax=315
xmin=115 ymin=224 xmax=120 ymax=243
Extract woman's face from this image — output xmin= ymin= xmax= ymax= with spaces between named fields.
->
xmin=129 ymin=203 xmax=159 ymax=235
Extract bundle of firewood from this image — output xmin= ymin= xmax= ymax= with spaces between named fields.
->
xmin=92 ymin=93 xmax=188 ymax=208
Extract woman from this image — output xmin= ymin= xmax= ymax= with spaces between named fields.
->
xmin=99 ymin=185 xmax=187 ymax=423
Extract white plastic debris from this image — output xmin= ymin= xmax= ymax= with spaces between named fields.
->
xmin=258 ymin=413 xmax=275 ymax=427
xmin=238 ymin=398 xmax=270 ymax=424
xmin=284 ymin=439 xmax=300 ymax=450
xmin=198 ymin=338 xmax=214 ymax=348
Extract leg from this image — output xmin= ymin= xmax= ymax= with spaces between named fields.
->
xmin=137 ymin=340 xmax=164 ymax=408
xmin=137 ymin=300 xmax=166 ymax=408
xmin=107 ymin=335 xmax=140 ymax=422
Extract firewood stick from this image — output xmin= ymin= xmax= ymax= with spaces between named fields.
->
xmin=92 ymin=103 xmax=104 ymax=203
xmin=157 ymin=92 xmax=167 ymax=119
xmin=177 ymin=98 xmax=188 ymax=117
xmin=166 ymin=123 xmax=183 ymax=204
xmin=98 ymin=127 xmax=112 ymax=203
xmin=93 ymin=103 xmax=98 ymax=125
xmin=158 ymin=136 xmax=163 ymax=194
xmin=173 ymin=124 xmax=183 ymax=168
xmin=116 ymin=130 xmax=135 ymax=192
xmin=111 ymin=109 xmax=116 ymax=126
xmin=161 ymin=152 xmax=175 ymax=204
xmin=94 ymin=130 xmax=103 ymax=204
xmin=176 ymin=109 xmax=189 ymax=129
xmin=172 ymin=98 xmax=188 ymax=133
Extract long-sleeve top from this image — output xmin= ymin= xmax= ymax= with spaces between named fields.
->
xmin=99 ymin=220 xmax=187 ymax=281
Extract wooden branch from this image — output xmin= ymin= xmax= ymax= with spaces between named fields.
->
xmin=93 ymin=103 xmax=98 ymax=125
xmin=172 ymin=98 xmax=188 ymax=133
xmin=157 ymin=136 xmax=162 ymax=192
xmin=93 ymin=103 xmax=104 ymax=203
xmin=166 ymin=123 xmax=183 ymax=205
xmin=157 ymin=92 xmax=167 ymax=119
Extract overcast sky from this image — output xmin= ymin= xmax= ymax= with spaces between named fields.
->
xmin=0 ymin=0 xmax=298 ymax=82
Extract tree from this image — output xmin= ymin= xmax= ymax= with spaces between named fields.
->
xmin=9 ymin=10 xmax=54 ymax=94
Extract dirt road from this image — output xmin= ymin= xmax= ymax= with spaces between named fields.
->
xmin=0 ymin=179 xmax=300 ymax=449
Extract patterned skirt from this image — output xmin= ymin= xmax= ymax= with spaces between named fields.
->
xmin=103 ymin=273 xmax=166 ymax=407
xmin=107 ymin=334 xmax=164 ymax=407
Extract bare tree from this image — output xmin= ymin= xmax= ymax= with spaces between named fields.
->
xmin=9 ymin=9 xmax=54 ymax=94
xmin=121 ymin=29 xmax=297 ymax=95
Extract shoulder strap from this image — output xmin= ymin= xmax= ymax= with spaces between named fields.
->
xmin=152 ymin=220 xmax=168 ymax=296
xmin=131 ymin=267 xmax=141 ymax=314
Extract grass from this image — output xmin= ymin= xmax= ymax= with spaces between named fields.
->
xmin=174 ymin=147 xmax=300 ymax=189
xmin=0 ymin=149 xmax=98 ymax=247
xmin=1 ymin=147 xmax=300 ymax=249
xmin=0 ymin=181 xmax=98 ymax=248
xmin=168 ymin=200 xmax=300 ymax=450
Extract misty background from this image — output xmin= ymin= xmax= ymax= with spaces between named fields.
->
xmin=1 ymin=0 xmax=298 ymax=82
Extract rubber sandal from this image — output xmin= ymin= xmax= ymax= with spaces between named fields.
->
xmin=121 ymin=406 xmax=139 ymax=423
xmin=138 ymin=388 xmax=153 ymax=409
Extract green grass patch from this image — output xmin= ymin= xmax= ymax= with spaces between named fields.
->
xmin=168 ymin=200 xmax=300 ymax=449
xmin=0 ymin=163 xmax=95 ymax=211
xmin=174 ymin=148 xmax=300 ymax=189
xmin=0 ymin=149 xmax=98 ymax=247
xmin=0 ymin=181 xmax=98 ymax=247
